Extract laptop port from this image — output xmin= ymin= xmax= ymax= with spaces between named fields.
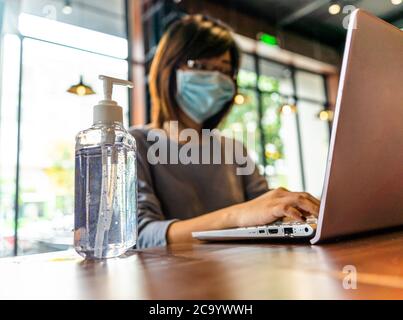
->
xmin=258 ymin=229 xmax=265 ymax=234
xmin=284 ymin=227 xmax=293 ymax=235
xmin=268 ymin=229 xmax=278 ymax=234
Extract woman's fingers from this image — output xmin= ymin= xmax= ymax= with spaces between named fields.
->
xmin=291 ymin=193 xmax=320 ymax=217
xmin=258 ymin=189 xmax=321 ymax=225
xmin=283 ymin=206 xmax=305 ymax=222
xmin=273 ymin=189 xmax=320 ymax=208
xmin=302 ymin=192 xmax=321 ymax=207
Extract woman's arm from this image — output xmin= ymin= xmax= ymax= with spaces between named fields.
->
xmin=167 ymin=187 xmax=320 ymax=244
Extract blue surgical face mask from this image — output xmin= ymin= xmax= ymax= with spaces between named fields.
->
xmin=175 ymin=69 xmax=236 ymax=124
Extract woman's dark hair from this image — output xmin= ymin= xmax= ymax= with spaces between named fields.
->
xmin=149 ymin=14 xmax=240 ymax=129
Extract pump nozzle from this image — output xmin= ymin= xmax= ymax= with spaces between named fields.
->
xmin=99 ymin=75 xmax=133 ymax=101
xmin=94 ymin=75 xmax=134 ymax=124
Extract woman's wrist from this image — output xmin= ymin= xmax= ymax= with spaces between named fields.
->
xmin=224 ymin=201 xmax=247 ymax=228
xmin=166 ymin=200 xmax=251 ymax=245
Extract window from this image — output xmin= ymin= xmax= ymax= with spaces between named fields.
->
xmin=0 ymin=0 xmax=129 ymax=257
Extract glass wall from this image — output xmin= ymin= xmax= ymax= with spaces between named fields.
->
xmin=220 ymin=53 xmax=331 ymax=197
xmin=0 ymin=33 xmax=20 ymax=257
xmin=295 ymin=71 xmax=330 ymax=196
xmin=0 ymin=0 xmax=129 ymax=257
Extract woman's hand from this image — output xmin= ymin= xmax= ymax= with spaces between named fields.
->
xmin=230 ymin=187 xmax=320 ymax=228
xmin=167 ymin=187 xmax=320 ymax=244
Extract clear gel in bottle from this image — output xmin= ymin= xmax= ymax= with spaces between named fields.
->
xmin=74 ymin=75 xmax=137 ymax=259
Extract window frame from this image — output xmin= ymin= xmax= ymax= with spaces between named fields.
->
xmin=237 ymin=52 xmax=332 ymax=191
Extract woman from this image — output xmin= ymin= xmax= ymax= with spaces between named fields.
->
xmin=130 ymin=15 xmax=320 ymax=249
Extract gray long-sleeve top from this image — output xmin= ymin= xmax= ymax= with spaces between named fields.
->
xmin=129 ymin=126 xmax=269 ymax=249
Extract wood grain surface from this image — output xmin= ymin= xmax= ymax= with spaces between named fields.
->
xmin=1 ymin=230 xmax=403 ymax=299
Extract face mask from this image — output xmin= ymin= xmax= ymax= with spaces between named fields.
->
xmin=175 ymin=69 xmax=236 ymax=124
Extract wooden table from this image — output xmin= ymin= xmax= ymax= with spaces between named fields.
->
xmin=1 ymin=230 xmax=403 ymax=299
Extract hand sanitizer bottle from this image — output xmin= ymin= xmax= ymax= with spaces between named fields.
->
xmin=74 ymin=75 xmax=137 ymax=259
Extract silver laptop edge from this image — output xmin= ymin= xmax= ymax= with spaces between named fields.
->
xmin=192 ymin=222 xmax=316 ymax=241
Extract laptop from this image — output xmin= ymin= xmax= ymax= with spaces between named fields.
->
xmin=192 ymin=9 xmax=403 ymax=244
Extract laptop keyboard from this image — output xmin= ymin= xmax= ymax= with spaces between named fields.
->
xmin=275 ymin=217 xmax=318 ymax=225
xmin=237 ymin=216 xmax=317 ymax=230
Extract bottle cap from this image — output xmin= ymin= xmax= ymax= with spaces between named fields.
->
xmin=93 ymin=75 xmax=133 ymax=124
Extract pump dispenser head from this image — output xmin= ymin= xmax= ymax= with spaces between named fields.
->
xmin=93 ymin=75 xmax=133 ymax=124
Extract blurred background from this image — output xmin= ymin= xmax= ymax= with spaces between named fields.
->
xmin=0 ymin=0 xmax=402 ymax=257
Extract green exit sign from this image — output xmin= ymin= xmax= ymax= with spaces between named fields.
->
xmin=259 ymin=33 xmax=278 ymax=46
